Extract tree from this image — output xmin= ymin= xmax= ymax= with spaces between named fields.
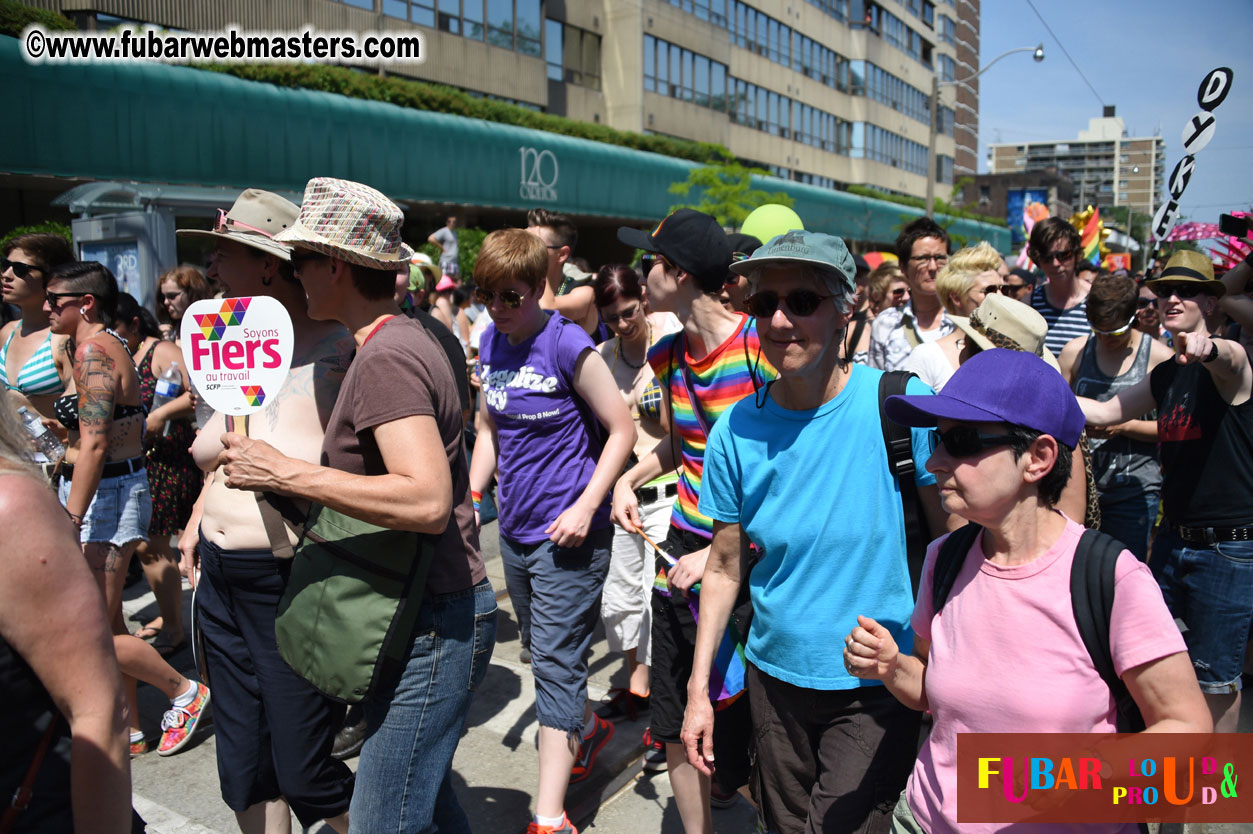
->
xmin=668 ymin=156 xmax=793 ymax=229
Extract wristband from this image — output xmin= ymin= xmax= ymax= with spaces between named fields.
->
xmin=471 ymin=490 xmax=482 ymax=513
xmin=1203 ymin=341 xmax=1220 ymax=363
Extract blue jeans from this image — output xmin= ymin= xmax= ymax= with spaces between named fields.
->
xmin=1150 ymin=529 xmax=1253 ymax=694
xmin=500 ymin=527 xmax=612 ymax=734
xmin=1098 ymin=489 xmax=1159 ymax=562
xmin=349 ymin=579 xmax=497 ymax=834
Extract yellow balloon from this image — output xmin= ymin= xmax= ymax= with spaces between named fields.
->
xmin=741 ymin=204 xmax=804 ymax=245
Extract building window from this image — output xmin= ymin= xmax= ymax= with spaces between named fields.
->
xmin=644 ymin=36 xmax=726 ymax=111
xmin=850 ymin=123 xmax=930 ymax=176
xmin=546 ymin=20 xmax=599 ymax=88
xmin=938 ymin=14 xmax=956 ymax=45
xmin=383 ymin=0 xmax=539 ymax=53
xmin=938 ymin=53 xmax=955 ymax=82
xmin=937 ymin=154 xmax=953 ymax=184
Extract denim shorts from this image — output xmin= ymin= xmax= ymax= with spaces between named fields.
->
xmin=58 ymin=468 xmax=152 ymax=547
xmin=1150 ymin=528 xmax=1253 ymax=694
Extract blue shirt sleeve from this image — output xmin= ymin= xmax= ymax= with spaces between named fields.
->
xmin=697 ymin=404 xmax=743 ymax=523
xmin=904 ymin=375 xmax=938 ymax=487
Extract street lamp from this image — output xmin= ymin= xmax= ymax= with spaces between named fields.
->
xmin=926 ymin=44 xmax=1045 ymax=218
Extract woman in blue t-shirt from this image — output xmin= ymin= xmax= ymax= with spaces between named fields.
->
xmin=468 ymin=229 xmax=635 ymax=834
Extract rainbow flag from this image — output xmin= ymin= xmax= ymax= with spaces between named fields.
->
xmin=1081 ymin=207 xmax=1102 ymax=266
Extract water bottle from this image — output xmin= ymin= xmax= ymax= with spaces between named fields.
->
xmin=151 ymin=361 xmax=184 ymax=437
xmin=191 ymin=383 xmax=214 ymax=430
xmin=17 ymin=406 xmax=65 ymax=462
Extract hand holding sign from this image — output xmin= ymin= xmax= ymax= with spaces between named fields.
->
xmin=180 ymin=296 xmax=294 ymax=417
xmin=218 ymin=432 xmax=293 ymax=492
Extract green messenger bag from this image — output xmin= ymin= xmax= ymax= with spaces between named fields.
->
xmin=269 ymin=498 xmax=435 ymax=704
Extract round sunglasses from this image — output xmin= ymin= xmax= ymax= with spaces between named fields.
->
xmin=929 ymin=425 xmax=1016 ymax=459
xmin=746 ymin=289 xmax=832 ymax=318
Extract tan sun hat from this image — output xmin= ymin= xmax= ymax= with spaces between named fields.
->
xmin=1146 ymin=250 xmax=1225 ymax=297
xmin=953 ymin=293 xmax=1060 ymax=370
xmin=176 ymin=189 xmax=299 ymax=261
xmin=274 ymin=177 xmax=415 ymax=270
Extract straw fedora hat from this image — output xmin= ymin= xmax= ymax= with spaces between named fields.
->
xmin=952 ymin=293 xmax=1060 ymax=370
xmin=1146 ymin=250 xmax=1225 ymax=297
xmin=274 ymin=177 xmax=415 ymax=271
xmin=177 ymin=189 xmax=299 ymax=261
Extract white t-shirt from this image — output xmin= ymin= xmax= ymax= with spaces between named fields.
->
xmin=903 ymin=341 xmax=957 ymax=392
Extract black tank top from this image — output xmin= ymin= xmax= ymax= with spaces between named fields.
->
xmin=1073 ymin=333 xmax=1161 ymax=495
xmin=1151 ymin=360 xmax=1253 ymax=527
xmin=0 ymin=634 xmax=73 ymax=832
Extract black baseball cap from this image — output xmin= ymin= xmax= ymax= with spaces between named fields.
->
xmin=618 ymin=209 xmax=733 ymax=293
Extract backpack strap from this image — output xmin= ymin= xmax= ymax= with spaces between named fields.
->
xmin=932 ymin=522 xmax=982 ymax=612
xmin=1069 ymin=528 xmax=1144 ymax=732
xmin=878 ymin=370 xmax=930 ymax=594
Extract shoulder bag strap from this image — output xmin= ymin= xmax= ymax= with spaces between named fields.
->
xmin=1069 ymin=529 xmax=1144 ymax=731
xmin=879 ymin=370 xmax=929 ymax=594
xmin=226 ymin=413 xmax=305 ymax=557
xmin=0 ymin=718 xmax=60 ymax=834
xmin=932 ymin=522 xmax=982 ymax=612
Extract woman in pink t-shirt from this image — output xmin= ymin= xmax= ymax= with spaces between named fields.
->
xmin=843 ymin=349 xmax=1210 ymax=834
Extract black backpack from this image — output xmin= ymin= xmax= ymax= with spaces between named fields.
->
xmin=877 ymin=370 xmax=931 ymax=596
xmin=931 ymin=522 xmax=1146 ymax=733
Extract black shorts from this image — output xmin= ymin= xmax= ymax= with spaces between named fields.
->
xmin=649 ymin=525 xmax=753 ymax=789
xmin=197 ymin=534 xmax=354 ymax=824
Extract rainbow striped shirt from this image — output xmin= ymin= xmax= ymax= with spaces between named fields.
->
xmin=647 ymin=314 xmax=776 ymax=539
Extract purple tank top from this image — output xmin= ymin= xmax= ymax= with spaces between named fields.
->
xmin=482 ymin=312 xmax=611 ymax=543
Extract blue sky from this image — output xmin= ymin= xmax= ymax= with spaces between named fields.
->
xmin=977 ymin=0 xmax=1252 ymax=232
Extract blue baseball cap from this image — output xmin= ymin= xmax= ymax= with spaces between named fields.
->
xmin=884 ymin=348 xmax=1085 ymax=448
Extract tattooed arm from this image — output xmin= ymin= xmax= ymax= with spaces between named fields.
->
xmin=65 ymin=341 xmax=117 ymax=524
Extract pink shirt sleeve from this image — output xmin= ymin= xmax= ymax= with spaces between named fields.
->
xmin=1110 ymin=551 xmax=1187 ymax=677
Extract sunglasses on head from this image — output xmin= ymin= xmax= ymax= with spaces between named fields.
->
xmin=746 ymin=289 xmax=832 ymax=319
xmin=474 ymin=287 xmax=526 ymax=309
xmin=1091 ymin=315 xmax=1136 ymax=337
xmin=1151 ymin=282 xmax=1206 ymax=300
xmin=45 ymin=290 xmax=89 ymax=308
xmin=1 ymin=258 xmax=42 ymax=280
xmin=603 ymin=304 xmax=641 ymax=325
xmin=929 ymin=425 xmax=1017 ymax=459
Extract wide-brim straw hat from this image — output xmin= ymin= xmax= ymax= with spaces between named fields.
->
xmin=274 ymin=177 xmax=415 ymax=271
xmin=952 ymin=294 xmax=1060 ymax=371
xmin=177 ymin=189 xmax=299 ymax=261
xmin=1146 ymin=250 xmax=1225 ymax=297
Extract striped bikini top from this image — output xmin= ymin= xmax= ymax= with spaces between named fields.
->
xmin=1 ymin=328 xmax=66 ymax=397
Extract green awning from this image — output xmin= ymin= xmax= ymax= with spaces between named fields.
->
xmin=2 ymin=36 xmax=1007 ymax=249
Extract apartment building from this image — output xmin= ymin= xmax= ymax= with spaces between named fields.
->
xmin=987 ymin=107 xmax=1166 ymax=219
xmin=34 ymin=0 xmax=968 ymax=203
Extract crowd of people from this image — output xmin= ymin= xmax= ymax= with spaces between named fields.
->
xmin=1 ymin=184 xmax=1250 ymax=834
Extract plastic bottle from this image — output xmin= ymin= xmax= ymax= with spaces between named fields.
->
xmin=17 ymin=406 xmax=65 ymax=462
xmin=191 ymin=383 xmax=214 ymax=430
xmin=151 ymin=361 xmax=184 ymax=437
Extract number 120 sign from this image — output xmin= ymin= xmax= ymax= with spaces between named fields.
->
xmin=180 ymin=296 xmax=294 ymax=417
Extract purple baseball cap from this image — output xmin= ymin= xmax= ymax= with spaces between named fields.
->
xmin=884 ymin=349 xmax=1085 ymax=448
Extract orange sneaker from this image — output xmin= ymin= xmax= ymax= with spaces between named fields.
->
xmin=526 ymin=814 xmax=577 ymax=834
xmin=569 ymin=713 xmax=614 ymax=783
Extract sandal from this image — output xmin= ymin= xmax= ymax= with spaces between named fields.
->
xmin=133 ymin=624 xmax=161 ymax=641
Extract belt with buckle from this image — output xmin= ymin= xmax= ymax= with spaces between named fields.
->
xmin=1169 ymin=521 xmax=1253 ymax=545
xmin=61 ymin=455 xmax=145 ymax=481
xmin=635 ymin=481 xmax=679 ymax=503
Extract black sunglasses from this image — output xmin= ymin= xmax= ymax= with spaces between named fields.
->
xmin=45 ymin=290 xmax=90 ymax=308
xmin=746 ymin=289 xmax=832 ymax=319
xmin=1033 ymin=248 xmax=1078 ymax=264
xmin=640 ymin=254 xmax=664 ymax=275
xmin=929 ymin=426 xmax=1017 ymax=459
xmin=1136 ymin=297 xmax=1155 ymax=309
xmin=890 ymin=287 xmax=909 ymax=298
xmin=290 ymin=251 xmax=329 ymax=268
xmin=603 ymin=304 xmax=641 ymax=325
xmin=1 ymin=258 xmax=42 ymax=280
xmin=474 ymin=287 xmax=526 ymax=309
xmin=1151 ymin=282 xmax=1206 ymax=300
